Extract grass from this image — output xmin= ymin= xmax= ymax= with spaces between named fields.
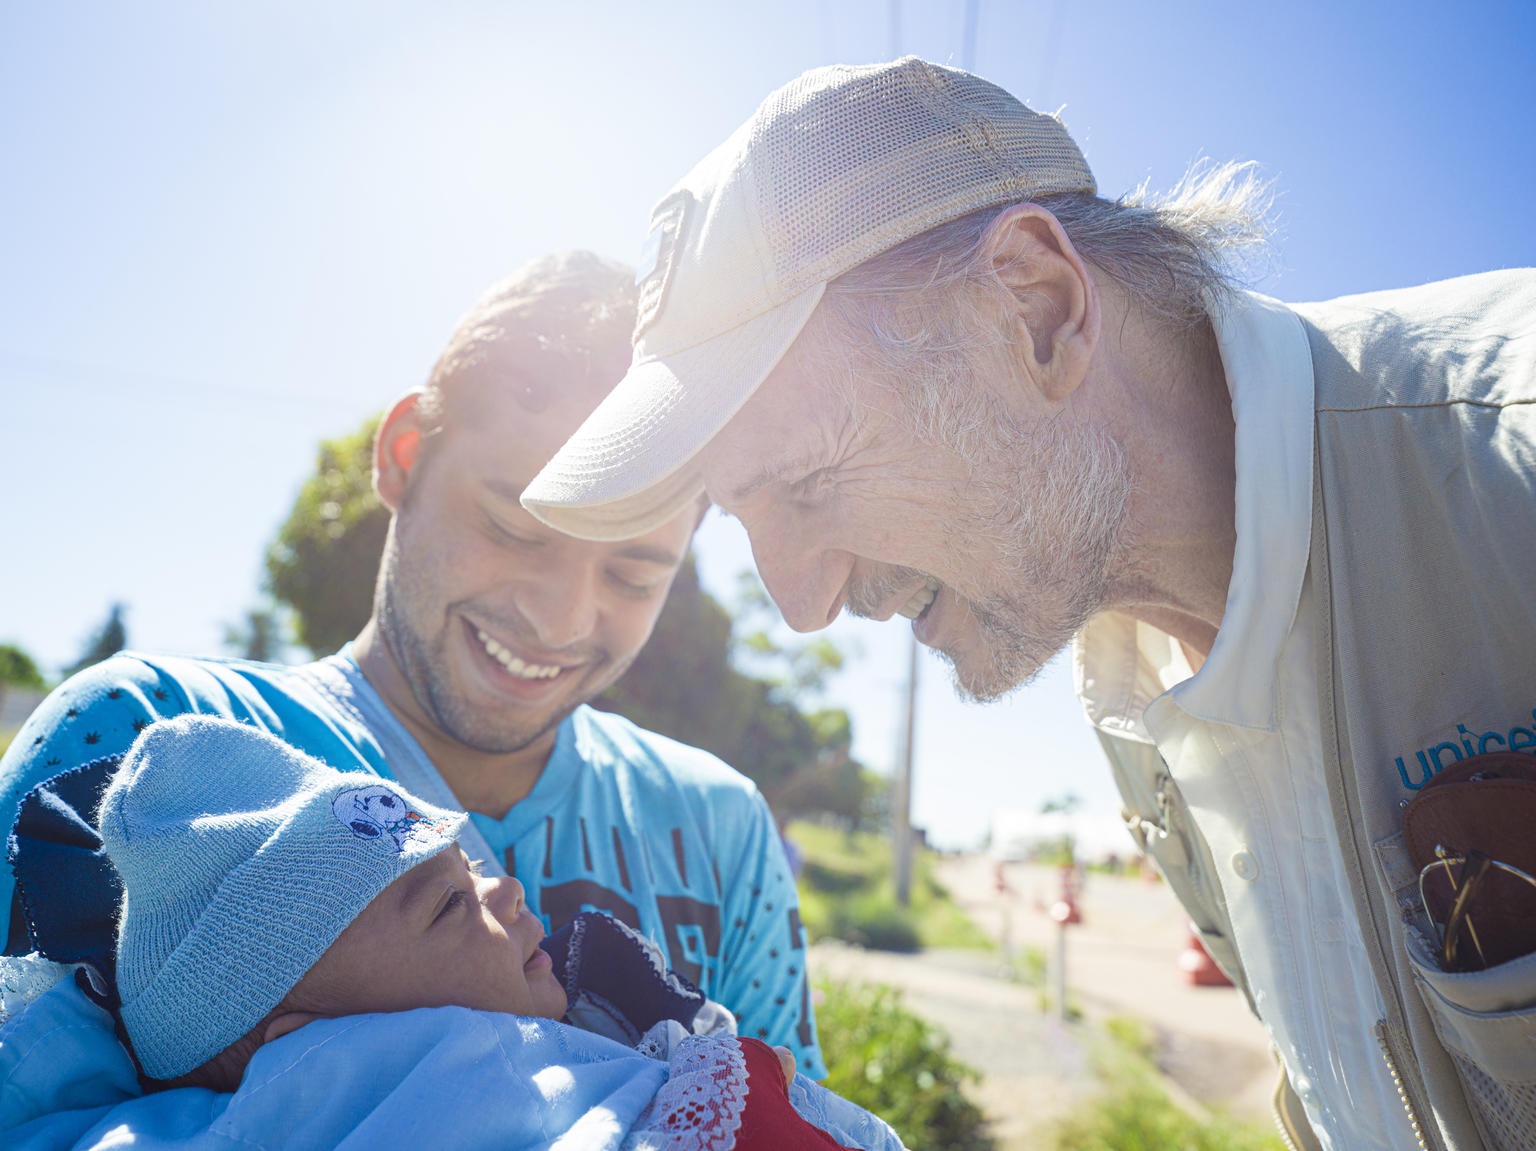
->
xmin=1045 ymin=1014 xmax=1287 ymax=1151
xmin=1013 ymin=943 xmax=1048 ymax=987
xmin=793 ymin=831 xmax=1284 ymax=1149
xmin=790 ymin=822 xmax=993 ymax=952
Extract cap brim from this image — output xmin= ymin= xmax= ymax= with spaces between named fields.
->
xmin=522 ymin=282 xmax=826 ymax=541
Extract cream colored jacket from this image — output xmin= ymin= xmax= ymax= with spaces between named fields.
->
xmin=1082 ymin=270 xmax=1536 ymax=1151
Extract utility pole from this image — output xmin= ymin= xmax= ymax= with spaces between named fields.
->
xmin=893 ymin=632 xmax=918 ymax=906
xmin=961 ymin=0 xmax=978 ymax=71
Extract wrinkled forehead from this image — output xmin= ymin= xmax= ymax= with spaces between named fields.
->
xmin=700 ymin=339 xmax=857 ymax=504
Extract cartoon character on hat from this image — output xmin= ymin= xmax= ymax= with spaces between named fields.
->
xmin=332 ymin=784 xmax=453 ymax=854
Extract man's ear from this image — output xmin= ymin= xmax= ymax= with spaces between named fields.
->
xmin=979 ymin=203 xmax=1100 ymax=406
xmin=261 ymin=1010 xmax=327 ymax=1046
xmin=375 ymin=392 xmax=426 ymax=512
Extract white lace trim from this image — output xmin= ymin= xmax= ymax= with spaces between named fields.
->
xmin=0 ymin=952 xmax=72 ymax=1027
xmin=621 ymin=1035 xmax=749 ymax=1151
xmin=635 ymin=1019 xmax=685 ymax=1061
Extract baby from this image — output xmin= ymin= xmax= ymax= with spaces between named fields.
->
xmin=99 ymin=714 xmax=904 ymax=1149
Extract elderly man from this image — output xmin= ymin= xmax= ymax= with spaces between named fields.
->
xmin=524 ymin=59 xmax=1536 ymax=1151
xmin=1 ymin=252 xmax=822 ymax=1144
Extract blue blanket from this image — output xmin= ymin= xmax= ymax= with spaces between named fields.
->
xmin=0 ymin=976 xmax=902 ymax=1150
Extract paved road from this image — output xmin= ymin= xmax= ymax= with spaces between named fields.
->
xmin=810 ymin=855 xmax=1278 ymax=1149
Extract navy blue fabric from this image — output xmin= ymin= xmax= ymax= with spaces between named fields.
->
xmin=5 ymin=754 xmax=124 ymax=985
xmin=543 ymin=911 xmax=706 ymax=1044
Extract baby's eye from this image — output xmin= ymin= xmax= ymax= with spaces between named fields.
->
xmin=467 ymin=858 xmax=485 ymax=877
xmin=438 ymin=889 xmax=468 ymax=919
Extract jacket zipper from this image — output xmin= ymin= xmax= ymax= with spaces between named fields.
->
xmin=1374 ymin=1020 xmax=1429 ymax=1150
xmin=1272 ymin=1106 xmax=1303 ymax=1151
xmin=1270 ymin=1066 xmax=1319 ymax=1151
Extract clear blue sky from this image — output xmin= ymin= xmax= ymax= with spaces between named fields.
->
xmin=3 ymin=1 xmax=1533 ymax=847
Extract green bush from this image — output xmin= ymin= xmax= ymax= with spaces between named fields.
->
xmin=830 ymin=896 xmax=922 ymax=953
xmin=793 ymin=823 xmax=993 ymax=952
xmin=816 ymin=977 xmax=994 ymax=1151
xmin=1102 ymin=1014 xmax=1155 ymax=1059
xmin=800 ymin=857 xmax=866 ymax=895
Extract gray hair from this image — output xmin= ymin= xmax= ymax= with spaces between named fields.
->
xmin=806 ymin=160 xmax=1274 ymax=453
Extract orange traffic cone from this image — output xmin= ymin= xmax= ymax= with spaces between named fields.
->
xmin=1178 ymin=923 xmax=1232 ymax=987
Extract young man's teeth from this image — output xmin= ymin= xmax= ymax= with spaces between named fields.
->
xmin=896 ymin=578 xmax=942 ymax=620
xmin=475 ymin=629 xmax=562 ymax=679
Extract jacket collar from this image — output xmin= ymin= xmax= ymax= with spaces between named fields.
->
xmin=1077 ymin=289 xmax=1315 ymax=735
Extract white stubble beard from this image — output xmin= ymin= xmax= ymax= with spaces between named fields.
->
xmin=939 ymin=411 xmax=1133 ymax=702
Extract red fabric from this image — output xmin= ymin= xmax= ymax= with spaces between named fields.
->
xmin=731 ymin=1038 xmax=859 ymax=1150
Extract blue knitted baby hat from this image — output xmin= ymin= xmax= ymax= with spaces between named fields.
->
xmin=98 ymin=714 xmax=467 ymax=1080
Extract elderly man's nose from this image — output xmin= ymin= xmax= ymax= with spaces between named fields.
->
xmin=751 ymin=535 xmax=849 ymax=633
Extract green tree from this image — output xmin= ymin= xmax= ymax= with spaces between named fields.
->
xmin=1039 ymin=792 xmax=1083 ymax=866
xmin=0 ymin=643 xmax=48 ymax=760
xmin=768 ymin=710 xmax=874 ymax=830
xmin=1040 ymin=793 xmax=1082 ymax=816
xmin=265 ymin=416 xmax=388 ymax=656
xmin=597 ymin=557 xmax=860 ymax=803
xmin=65 ymin=602 xmax=128 ymax=677
xmin=0 ymin=643 xmax=46 ymax=691
xmin=224 ymin=606 xmax=287 ymax=663
xmin=731 ymin=569 xmax=847 ymax=695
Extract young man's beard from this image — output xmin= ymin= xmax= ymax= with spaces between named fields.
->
xmin=373 ymin=545 xmax=627 ymax=758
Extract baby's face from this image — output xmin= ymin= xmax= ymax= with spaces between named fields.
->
xmin=292 ymin=848 xmax=567 ymax=1021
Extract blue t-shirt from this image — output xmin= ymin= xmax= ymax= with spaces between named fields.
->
xmin=0 ymin=651 xmax=822 ymax=1076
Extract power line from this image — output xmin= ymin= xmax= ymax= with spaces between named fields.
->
xmin=1 ymin=351 xmax=375 ymax=412
xmin=1037 ymin=0 xmax=1066 ymax=110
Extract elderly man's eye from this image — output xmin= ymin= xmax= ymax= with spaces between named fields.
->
xmin=791 ymin=468 xmax=834 ymax=503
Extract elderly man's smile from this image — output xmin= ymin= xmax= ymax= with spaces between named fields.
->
xmin=895 ymin=577 xmax=941 ymax=620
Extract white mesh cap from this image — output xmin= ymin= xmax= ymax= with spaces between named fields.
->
xmin=522 ymin=57 xmax=1095 ymax=541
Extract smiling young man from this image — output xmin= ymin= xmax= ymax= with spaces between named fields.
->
xmin=352 ymin=274 xmax=703 ymax=821
xmin=0 ymin=252 xmax=823 ymax=1099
